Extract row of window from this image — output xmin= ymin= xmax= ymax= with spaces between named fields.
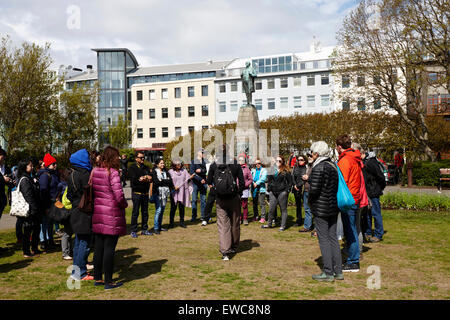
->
xmin=136 ymin=126 xmax=210 ymax=139
xmin=251 ymin=56 xmax=331 ymax=74
xmin=136 ymin=85 xmax=209 ymax=101
xmin=341 ymin=73 xmax=399 ymax=88
xmin=218 ymin=74 xmax=330 ymax=93
xmin=218 ymin=95 xmax=331 ymax=112
xmin=136 ymin=105 xmax=210 ymax=119
xmin=128 ymin=71 xmax=216 ymax=87
xmin=341 ymin=98 xmax=386 ymax=111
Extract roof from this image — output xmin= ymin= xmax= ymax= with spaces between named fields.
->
xmin=92 ymin=48 xmax=139 ymax=67
xmin=127 ymin=60 xmax=230 ymax=77
xmin=65 ymin=70 xmax=98 ymax=82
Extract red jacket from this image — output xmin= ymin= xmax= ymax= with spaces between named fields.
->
xmin=338 ymin=148 xmax=363 ymax=204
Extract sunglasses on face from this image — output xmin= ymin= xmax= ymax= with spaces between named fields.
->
xmin=137 ymin=157 xmax=145 ymax=159
xmin=256 ymin=162 xmax=261 ymax=165
xmin=299 ymin=159 xmax=305 ymax=162
xmin=276 ymin=160 xmax=282 ymax=163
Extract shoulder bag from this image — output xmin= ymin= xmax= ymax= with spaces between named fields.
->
xmin=9 ymin=177 xmax=30 ymax=218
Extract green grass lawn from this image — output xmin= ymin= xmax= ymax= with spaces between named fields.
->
xmin=0 ymin=205 xmax=449 ymax=300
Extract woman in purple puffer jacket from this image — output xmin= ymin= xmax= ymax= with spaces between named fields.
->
xmin=91 ymin=146 xmax=128 ymax=290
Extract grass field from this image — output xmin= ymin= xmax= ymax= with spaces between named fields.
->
xmin=0 ymin=205 xmax=449 ymax=300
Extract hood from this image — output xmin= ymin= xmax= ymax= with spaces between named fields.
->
xmin=339 ymin=148 xmax=364 ymax=168
xmin=69 ymin=149 xmax=92 ymax=172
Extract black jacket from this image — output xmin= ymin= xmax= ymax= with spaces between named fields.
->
xmin=292 ymin=165 xmax=307 ymax=190
xmin=68 ymin=166 xmax=92 ymax=235
xmin=363 ymin=157 xmax=386 ymax=198
xmin=151 ymin=168 xmax=174 ymax=196
xmin=18 ymin=174 xmax=41 ymax=217
xmin=0 ymin=166 xmax=12 ymax=214
xmin=190 ymin=158 xmax=207 ymax=188
xmin=206 ymin=160 xmax=245 ymax=199
xmin=128 ymin=162 xmax=151 ymax=194
xmin=267 ymin=169 xmax=293 ymax=195
xmin=308 ymin=158 xmax=339 ymax=218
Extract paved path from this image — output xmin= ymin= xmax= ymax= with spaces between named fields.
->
xmin=0 ymin=185 xmax=448 ymax=231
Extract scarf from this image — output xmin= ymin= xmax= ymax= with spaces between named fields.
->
xmin=156 ymin=168 xmax=170 ymax=207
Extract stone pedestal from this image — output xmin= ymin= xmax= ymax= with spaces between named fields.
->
xmin=235 ymin=104 xmax=260 ymax=160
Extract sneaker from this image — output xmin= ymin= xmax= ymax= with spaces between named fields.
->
xmin=168 ymin=223 xmax=174 ymax=229
xmin=81 ymin=274 xmax=94 ymax=281
xmin=311 ymin=231 xmax=317 ymax=237
xmin=201 ymin=220 xmax=207 ymax=226
xmin=141 ymin=230 xmax=153 ymax=236
xmin=312 ymin=272 xmax=334 ymax=282
xmin=279 ymin=227 xmax=285 ymax=232
xmin=190 ymin=217 xmax=197 ymax=222
xmin=342 ymin=263 xmax=360 ymax=273
xmin=261 ymin=224 xmax=272 ymax=229
xmin=334 ymin=273 xmax=344 ymax=280
xmin=271 ymin=220 xmax=276 ymax=227
xmin=23 ymin=253 xmax=35 ymax=258
xmin=62 ymin=255 xmax=73 ymax=260
xmin=104 ymin=282 xmax=123 ymax=290
xmin=160 ymin=228 xmax=168 ymax=232
xmin=180 ymin=222 xmax=187 ymax=228
xmin=154 ymin=230 xmax=161 ymax=235
xmin=243 ymin=219 xmax=249 ymax=226
xmin=131 ymin=232 xmax=138 ymax=238
xmin=86 ymin=264 xmax=94 ymax=270
xmin=370 ymin=236 xmax=382 ymax=243
xmin=222 ymin=255 xmax=229 ymax=261
xmin=299 ymin=227 xmax=311 ymax=233
xmin=259 ymin=218 xmax=266 ymax=224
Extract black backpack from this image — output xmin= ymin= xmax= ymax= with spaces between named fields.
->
xmin=214 ymin=164 xmax=237 ymax=196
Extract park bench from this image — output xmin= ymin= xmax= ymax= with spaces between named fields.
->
xmin=438 ymin=168 xmax=450 ymax=192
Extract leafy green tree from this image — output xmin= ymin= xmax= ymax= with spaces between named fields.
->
xmin=101 ymin=114 xmax=134 ymax=149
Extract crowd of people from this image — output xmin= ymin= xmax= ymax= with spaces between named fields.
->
xmin=0 ymin=134 xmax=389 ymax=286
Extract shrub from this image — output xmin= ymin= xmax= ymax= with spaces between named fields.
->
xmin=403 ymin=159 xmax=450 ymax=187
xmin=380 ymin=192 xmax=450 ymax=211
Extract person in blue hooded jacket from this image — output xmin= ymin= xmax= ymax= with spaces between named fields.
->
xmin=67 ymin=149 xmax=94 ymax=281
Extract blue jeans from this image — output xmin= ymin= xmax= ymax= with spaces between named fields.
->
xmin=303 ymin=191 xmax=313 ymax=230
xmin=366 ymin=197 xmax=384 ymax=239
xmin=72 ymin=234 xmax=91 ymax=280
xmin=191 ymin=183 xmax=207 ymax=220
xmin=39 ymin=215 xmax=54 ymax=243
xmin=154 ymin=197 xmax=167 ymax=231
xmin=341 ymin=204 xmax=360 ymax=264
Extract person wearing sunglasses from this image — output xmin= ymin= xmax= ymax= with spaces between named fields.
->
xmin=128 ymin=152 xmax=152 ymax=238
xmin=292 ymin=155 xmax=307 ymax=227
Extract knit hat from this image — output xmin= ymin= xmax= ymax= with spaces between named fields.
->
xmin=43 ymin=153 xmax=57 ymax=167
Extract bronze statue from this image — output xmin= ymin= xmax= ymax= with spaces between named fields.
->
xmin=241 ymin=61 xmax=257 ymax=106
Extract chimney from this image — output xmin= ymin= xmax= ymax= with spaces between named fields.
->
xmin=86 ymin=65 xmax=93 ymax=73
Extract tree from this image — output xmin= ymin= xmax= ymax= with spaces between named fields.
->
xmin=101 ymin=114 xmax=134 ymax=149
xmin=332 ymin=0 xmax=449 ymax=161
xmin=0 ymin=36 xmax=62 ymax=156
xmin=55 ymin=82 xmax=99 ymax=155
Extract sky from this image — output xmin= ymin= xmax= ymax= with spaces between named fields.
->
xmin=0 ymin=0 xmax=359 ymax=71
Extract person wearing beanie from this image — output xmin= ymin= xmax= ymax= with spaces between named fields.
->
xmin=38 ymin=153 xmax=60 ymax=251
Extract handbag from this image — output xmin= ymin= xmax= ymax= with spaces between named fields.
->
xmin=48 ymin=199 xmax=71 ymax=223
xmin=330 ymin=162 xmax=355 ymax=213
xmin=78 ymin=170 xmax=94 ymax=214
xmin=9 ymin=177 xmax=30 ymax=218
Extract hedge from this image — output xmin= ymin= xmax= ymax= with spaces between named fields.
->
xmin=403 ymin=159 xmax=450 ymax=187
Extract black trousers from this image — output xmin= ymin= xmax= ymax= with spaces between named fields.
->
xmin=93 ymin=233 xmax=119 ymax=283
xmin=131 ymin=192 xmax=149 ymax=233
xmin=293 ymin=189 xmax=303 ymax=224
xmin=170 ymin=196 xmax=185 ymax=224
xmin=19 ymin=216 xmax=40 ymax=254
xmin=204 ymin=187 xmax=216 ymax=220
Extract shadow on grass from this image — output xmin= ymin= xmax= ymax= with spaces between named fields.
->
xmin=236 ymin=239 xmax=260 ymax=254
xmin=114 ymin=247 xmax=167 ymax=283
xmin=314 ymin=245 xmax=372 ymax=269
xmin=0 ymin=259 xmax=33 ymax=273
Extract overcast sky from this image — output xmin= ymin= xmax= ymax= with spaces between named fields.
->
xmin=0 ymin=0 xmax=358 ymax=71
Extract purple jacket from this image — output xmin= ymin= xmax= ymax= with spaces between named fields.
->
xmin=91 ymin=167 xmax=128 ymax=236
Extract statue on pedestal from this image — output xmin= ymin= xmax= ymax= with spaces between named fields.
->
xmin=241 ymin=61 xmax=257 ymax=107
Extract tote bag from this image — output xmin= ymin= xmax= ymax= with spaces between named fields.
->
xmin=332 ymin=162 xmax=355 ymax=213
xmin=9 ymin=177 xmax=30 ymax=218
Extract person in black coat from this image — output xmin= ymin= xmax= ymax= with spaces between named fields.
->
xmin=292 ymin=155 xmax=307 ymax=226
xmin=120 ymin=154 xmax=129 ymax=187
xmin=362 ymin=152 xmax=386 ymax=242
xmin=16 ymin=159 xmax=42 ymax=258
xmin=307 ymin=141 xmax=342 ymax=282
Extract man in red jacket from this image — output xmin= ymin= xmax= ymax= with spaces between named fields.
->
xmin=336 ymin=134 xmax=361 ymax=272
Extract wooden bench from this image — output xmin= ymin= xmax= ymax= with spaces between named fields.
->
xmin=438 ymin=168 xmax=450 ymax=192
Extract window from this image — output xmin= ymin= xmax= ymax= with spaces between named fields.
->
xmin=162 ymin=127 xmax=168 ymax=138
xmin=137 ymin=109 xmax=143 ymax=120
xmin=201 ymin=85 xmax=208 ymax=96
xmin=357 ymin=98 xmax=366 ymax=110
xmin=255 ymin=81 xmax=262 ymax=90
xmin=175 ymin=127 xmax=182 ymax=137
xmin=230 ymin=82 xmax=238 ymax=92
xmin=188 ymin=106 xmax=195 ymax=117
xmin=300 ymin=62 xmax=306 ymax=70
xmin=321 ymin=74 xmax=330 ymax=85
xmin=202 ymin=126 xmax=209 ymax=130
xmin=137 ymin=90 xmax=143 ymax=101
xmin=294 ymin=96 xmax=302 ymax=109
xmin=342 ymin=100 xmax=350 ymax=111
xmin=219 ymin=101 xmax=226 ymax=112
xmin=307 ymin=75 xmax=315 ymax=86
xmin=149 ymin=89 xmax=156 ymax=100
xmin=137 ymin=128 xmax=143 ymax=139
xmin=280 ymin=97 xmax=288 ymax=108
xmin=342 ymin=75 xmax=350 ymax=88
xmin=162 ymin=88 xmax=168 ymax=99
xmin=174 ymin=87 xmax=181 ymax=98
xmin=127 ymin=91 xmax=131 ymax=107
xmin=175 ymin=107 xmax=181 ymax=118
xmin=188 ymin=126 xmax=195 ymax=133
xmin=230 ymin=100 xmax=238 ymax=112
xmin=321 ymin=95 xmax=330 ymax=107
xmin=149 ymin=108 xmax=155 ymax=119
xmin=268 ymin=98 xmax=275 ymax=110
xmin=313 ymin=61 xmax=319 ymax=69
xmin=188 ymin=86 xmax=195 ymax=97
xmin=162 ymin=108 xmax=168 ymax=118
xmin=280 ymin=77 xmax=288 ymax=88
xmin=267 ymin=79 xmax=275 ymax=89
xmin=149 ymin=128 xmax=155 ymax=138
xmin=307 ymin=95 xmax=315 ymax=107
xmin=242 ymin=100 xmax=247 ymax=107
xmin=219 ymin=83 xmax=226 ymax=93
xmin=202 ymin=105 xmax=209 ymax=116
xmin=357 ymin=75 xmax=365 ymax=87
xmin=255 ymin=99 xmax=262 ymax=110
xmin=293 ymin=76 xmax=301 ymax=87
